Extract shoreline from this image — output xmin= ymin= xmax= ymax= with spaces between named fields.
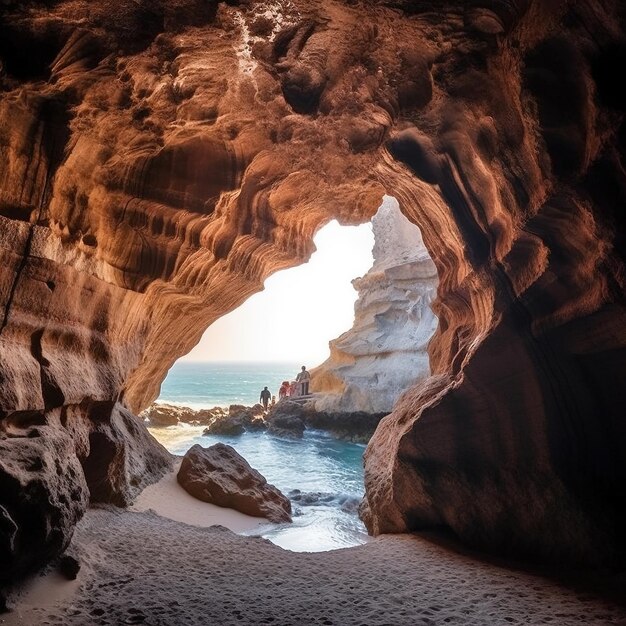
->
xmin=144 ymin=399 xmax=387 ymax=443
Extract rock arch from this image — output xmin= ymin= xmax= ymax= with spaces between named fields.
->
xmin=0 ymin=0 xmax=625 ymax=578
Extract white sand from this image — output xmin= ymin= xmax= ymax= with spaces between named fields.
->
xmin=130 ymin=463 xmax=268 ymax=533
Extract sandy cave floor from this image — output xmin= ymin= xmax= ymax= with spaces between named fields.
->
xmin=3 ymin=503 xmax=626 ymax=626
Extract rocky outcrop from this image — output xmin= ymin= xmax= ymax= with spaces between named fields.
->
xmin=0 ymin=0 xmax=625 ymax=572
xmin=303 ymin=410 xmax=386 ymax=444
xmin=0 ymin=402 xmax=171 ymax=581
xmin=0 ymin=420 xmax=88 ymax=583
xmin=266 ymin=401 xmax=306 ymax=438
xmin=177 ymin=443 xmax=291 ymax=523
xmin=267 ymin=399 xmax=384 ymax=442
xmin=313 ymin=196 xmax=438 ymax=413
xmin=144 ymin=403 xmax=227 ymax=427
xmin=81 ymin=404 xmax=172 ymax=506
xmin=202 ymin=403 xmax=266 ymax=435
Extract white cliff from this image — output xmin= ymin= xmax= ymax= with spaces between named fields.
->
xmin=312 ymin=197 xmax=438 ymax=413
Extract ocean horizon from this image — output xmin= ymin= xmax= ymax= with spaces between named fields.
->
xmin=156 ymin=360 xmax=309 ymax=409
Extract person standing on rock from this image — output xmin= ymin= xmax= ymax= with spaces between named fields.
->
xmin=260 ymin=386 xmax=271 ymax=410
xmin=296 ymin=366 xmax=311 ymax=396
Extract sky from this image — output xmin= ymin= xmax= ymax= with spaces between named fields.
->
xmin=181 ymin=220 xmax=375 ymax=367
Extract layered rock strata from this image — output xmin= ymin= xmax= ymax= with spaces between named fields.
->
xmin=0 ymin=0 xmax=624 ymax=573
xmin=312 ymin=196 xmax=438 ymax=413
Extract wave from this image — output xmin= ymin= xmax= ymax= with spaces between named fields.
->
xmin=287 ymin=490 xmax=362 ymax=514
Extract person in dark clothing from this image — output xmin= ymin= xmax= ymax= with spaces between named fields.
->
xmin=260 ymin=386 xmax=271 ymax=410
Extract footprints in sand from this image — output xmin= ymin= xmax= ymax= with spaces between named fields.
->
xmin=32 ymin=508 xmax=626 ymax=626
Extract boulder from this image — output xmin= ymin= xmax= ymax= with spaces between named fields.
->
xmin=177 ymin=444 xmax=291 ymax=523
xmin=266 ymin=401 xmax=307 ymax=438
xmin=0 ymin=424 xmax=89 ymax=582
xmin=203 ymin=416 xmax=245 ymax=436
xmin=143 ymin=403 xmax=182 ymax=427
xmin=59 ymin=554 xmax=81 ymax=580
xmin=267 ymin=414 xmax=305 ymax=439
xmin=202 ymin=405 xmax=268 ymax=435
xmin=190 ymin=407 xmax=227 ymax=426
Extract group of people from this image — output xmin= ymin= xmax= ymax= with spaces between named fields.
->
xmin=259 ymin=365 xmax=310 ymax=410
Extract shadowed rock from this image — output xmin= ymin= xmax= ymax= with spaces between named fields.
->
xmin=177 ymin=444 xmax=292 ymax=523
xmin=0 ymin=423 xmax=88 ymax=582
xmin=0 ymin=0 xmax=625 ymax=572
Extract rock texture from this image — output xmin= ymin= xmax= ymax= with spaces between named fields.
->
xmin=177 ymin=443 xmax=292 ymax=523
xmin=0 ymin=402 xmax=171 ymax=581
xmin=0 ymin=0 xmax=625 ymax=571
xmin=144 ymin=403 xmax=228 ymax=427
xmin=313 ymin=196 xmax=438 ymax=413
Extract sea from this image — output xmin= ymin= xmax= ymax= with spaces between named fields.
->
xmin=152 ymin=361 xmax=370 ymax=552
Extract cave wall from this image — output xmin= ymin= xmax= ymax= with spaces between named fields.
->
xmin=0 ymin=0 xmax=625 ymax=576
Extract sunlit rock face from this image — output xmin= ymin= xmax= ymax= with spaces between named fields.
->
xmin=312 ymin=197 xmax=437 ymax=413
xmin=0 ymin=0 xmax=625 ymax=574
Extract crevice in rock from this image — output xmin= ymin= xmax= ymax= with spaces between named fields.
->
xmin=30 ymin=330 xmax=65 ymax=411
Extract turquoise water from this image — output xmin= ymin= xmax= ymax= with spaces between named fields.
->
xmin=157 ymin=361 xmax=301 ymax=408
xmin=153 ymin=361 xmax=370 ymax=552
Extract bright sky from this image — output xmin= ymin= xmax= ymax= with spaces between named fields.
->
xmin=182 ymin=220 xmax=375 ymax=366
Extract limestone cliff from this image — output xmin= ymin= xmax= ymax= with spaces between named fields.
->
xmin=1 ymin=0 xmax=625 ymax=577
xmin=312 ymin=196 xmax=437 ymax=413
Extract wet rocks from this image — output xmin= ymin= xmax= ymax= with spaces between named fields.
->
xmin=202 ymin=404 xmax=266 ymax=436
xmin=144 ymin=404 xmax=226 ymax=427
xmin=143 ymin=404 xmax=183 ymax=427
xmin=266 ymin=402 xmax=307 ymax=438
xmin=177 ymin=444 xmax=292 ymax=523
xmin=203 ymin=418 xmax=245 ymax=436
xmin=303 ymin=411 xmax=386 ymax=444
xmin=267 ymin=414 xmax=305 ymax=439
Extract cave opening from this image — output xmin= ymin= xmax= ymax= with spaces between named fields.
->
xmin=140 ymin=197 xmax=439 ymax=553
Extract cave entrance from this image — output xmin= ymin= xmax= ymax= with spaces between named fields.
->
xmin=141 ymin=197 xmax=438 ymax=552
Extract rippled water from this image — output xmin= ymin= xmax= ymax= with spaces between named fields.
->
xmin=149 ymin=424 xmax=371 ymax=552
xmin=153 ymin=361 xmax=371 ymax=551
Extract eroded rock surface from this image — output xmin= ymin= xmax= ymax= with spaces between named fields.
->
xmin=313 ymin=196 xmax=438 ymax=413
xmin=177 ymin=443 xmax=292 ymax=523
xmin=0 ymin=0 xmax=625 ymax=572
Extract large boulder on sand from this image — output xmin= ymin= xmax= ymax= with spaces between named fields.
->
xmin=177 ymin=444 xmax=291 ymax=523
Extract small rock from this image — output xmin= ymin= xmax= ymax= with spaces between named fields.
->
xmin=59 ymin=554 xmax=80 ymax=580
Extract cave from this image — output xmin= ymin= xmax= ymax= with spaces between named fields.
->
xmin=1 ymin=0 xmax=625 ymax=623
